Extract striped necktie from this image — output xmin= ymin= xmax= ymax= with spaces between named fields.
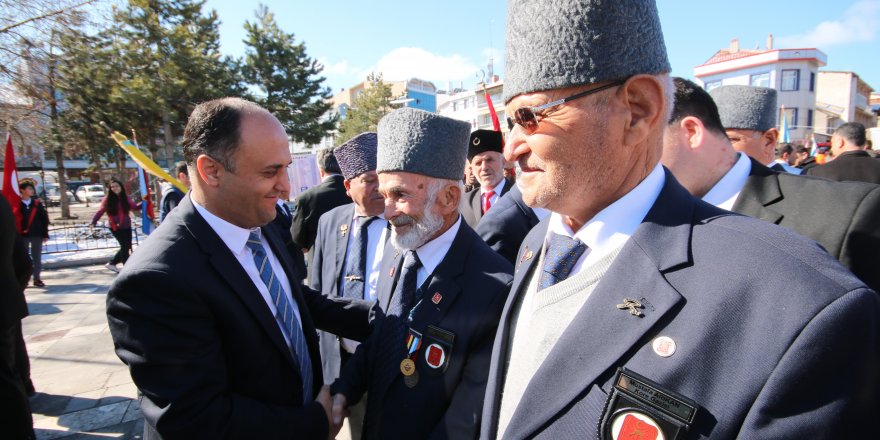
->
xmin=245 ymin=231 xmax=313 ymax=404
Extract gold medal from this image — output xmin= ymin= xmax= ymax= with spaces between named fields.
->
xmin=400 ymin=358 xmax=415 ymax=376
xmin=404 ymin=369 xmax=419 ymax=388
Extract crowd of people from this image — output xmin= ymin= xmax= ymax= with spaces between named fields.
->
xmin=4 ymin=0 xmax=880 ymax=439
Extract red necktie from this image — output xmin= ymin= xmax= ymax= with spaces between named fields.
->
xmin=483 ymin=190 xmax=495 ymax=214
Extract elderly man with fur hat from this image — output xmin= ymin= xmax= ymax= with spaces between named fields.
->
xmin=329 ymin=108 xmax=513 ymax=439
xmin=710 ymin=84 xmax=781 ymax=168
xmin=460 ymin=129 xmax=512 ymax=228
xmin=480 ymin=1 xmax=880 ymax=439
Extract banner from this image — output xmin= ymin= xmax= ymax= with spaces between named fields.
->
xmin=109 ymin=131 xmax=187 ymax=192
xmin=2 ymin=133 xmax=22 ymax=225
xmin=137 ymin=165 xmax=155 ymax=235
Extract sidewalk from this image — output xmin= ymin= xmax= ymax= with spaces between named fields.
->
xmin=23 ymin=265 xmax=143 ymax=439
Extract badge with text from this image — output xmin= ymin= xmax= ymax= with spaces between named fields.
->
xmin=401 ymin=328 xmax=422 ymax=388
xmin=422 ymin=325 xmax=454 ymax=374
xmin=599 ymin=368 xmax=699 ymax=440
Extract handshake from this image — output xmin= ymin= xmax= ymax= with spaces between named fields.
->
xmin=315 ymin=385 xmax=351 ymax=440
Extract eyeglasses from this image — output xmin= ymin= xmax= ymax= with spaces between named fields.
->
xmin=506 ymin=80 xmax=625 ymax=134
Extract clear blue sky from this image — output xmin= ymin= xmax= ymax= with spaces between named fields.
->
xmin=204 ymin=0 xmax=880 ymax=95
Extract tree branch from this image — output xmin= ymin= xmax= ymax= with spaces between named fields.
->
xmin=0 ymin=0 xmax=97 ymax=35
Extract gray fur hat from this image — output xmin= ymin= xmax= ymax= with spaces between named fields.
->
xmin=710 ymin=85 xmax=777 ymax=132
xmin=503 ymin=0 xmax=671 ymax=103
xmin=334 ymin=132 xmax=378 ymax=180
xmin=376 ymin=108 xmax=470 ymax=180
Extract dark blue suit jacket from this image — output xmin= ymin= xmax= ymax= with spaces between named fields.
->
xmin=106 ymin=197 xmax=373 ymax=440
xmin=460 ymin=178 xmax=513 ymax=229
xmin=334 ymin=220 xmax=513 ymax=439
xmin=475 ymin=184 xmax=540 ymax=264
xmin=480 ymin=171 xmax=879 ymax=439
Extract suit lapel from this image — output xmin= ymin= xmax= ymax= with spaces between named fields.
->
xmin=334 ymin=205 xmax=355 ymax=297
xmin=377 ymin=245 xmax=403 ymax=312
xmin=500 ymin=172 xmax=695 ymax=439
xmin=471 ymin=190 xmax=483 ymax=224
xmin=731 ymin=159 xmax=784 ymax=224
xmin=407 ymin=224 xmax=471 ymax=333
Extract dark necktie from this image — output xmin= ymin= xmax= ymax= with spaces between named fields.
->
xmin=539 ymin=233 xmax=587 ymax=290
xmin=342 ymin=216 xmax=376 ymax=299
xmin=374 ymin=251 xmax=421 ymax=393
xmin=245 ymin=231 xmax=313 ymax=403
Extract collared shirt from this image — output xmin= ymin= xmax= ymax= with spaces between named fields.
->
xmin=414 ymin=215 xmax=462 ymax=288
xmin=193 ymin=199 xmax=302 ymax=350
xmin=703 ymin=153 xmax=752 ymax=211
xmin=544 ymin=163 xmax=665 ymax=276
xmin=339 ymin=212 xmax=388 ymax=302
xmin=22 ymin=198 xmax=32 ymax=207
xmin=482 ymin=179 xmax=506 ymax=209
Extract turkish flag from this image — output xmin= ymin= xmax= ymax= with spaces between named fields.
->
xmin=2 ymin=133 xmax=23 ymax=228
xmin=618 ymin=414 xmax=659 ymax=440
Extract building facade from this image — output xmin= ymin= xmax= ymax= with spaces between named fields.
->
xmin=814 ymin=71 xmax=877 ymax=137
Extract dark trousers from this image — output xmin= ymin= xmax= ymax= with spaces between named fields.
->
xmin=14 ymin=322 xmax=33 ymax=395
xmin=22 ymin=236 xmax=43 ymax=281
xmin=110 ymin=227 xmax=133 ymax=265
xmin=0 ymin=323 xmax=35 ymax=439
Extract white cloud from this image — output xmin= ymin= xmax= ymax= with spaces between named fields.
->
xmin=776 ymin=0 xmax=880 ymax=48
xmin=317 ymin=58 xmax=359 ymax=76
xmin=363 ymin=47 xmax=481 ymax=87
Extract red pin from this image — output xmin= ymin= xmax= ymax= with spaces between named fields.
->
xmin=431 ymin=292 xmax=442 ymax=304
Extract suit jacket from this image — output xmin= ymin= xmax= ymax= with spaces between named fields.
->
xmin=270 ymin=202 xmax=306 ymax=283
xmin=334 ymin=221 xmax=513 ymax=439
xmin=0 ymin=196 xmax=29 ymax=328
xmin=106 ymin=196 xmax=373 ymax=440
xmin=475 ymin=185 xmax=540 ymax=264
xmin=733 ymin=159 xmax=880 ymax=291
xmin=481 ymin=170 xmax=879 ymax=439
xmin=460 ymin=178 xmax=513 ymax=229
xmin=19 ymin=197 xmax=49 ymax=238
xmin=805 ymin=150 xmax=880 ymax=184
xmin=291 ymin=175 xmax=351 ymax=253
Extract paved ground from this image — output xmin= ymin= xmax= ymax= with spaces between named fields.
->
xmin=22 ymin=262 xmax=355 ymax=439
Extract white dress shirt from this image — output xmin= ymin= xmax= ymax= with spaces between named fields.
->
xmin=703 ymin=153 xmax=752 ymax=211
xmin=482 ymin=179 xmax=506 ymax=210
xmin=544 ymin=163 xmax=665 ymax=277
xmin=414 ymin=215 xmax=462 ymax=288
xmin=339 ymin=212 xmax=388 ymax=302
xmin=193 ymin=199 xmax=302 ymax=350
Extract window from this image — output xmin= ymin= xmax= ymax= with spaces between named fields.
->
xmin=705 ymin=81 xmax=722 ymax=92
xmin=750 ymin=72 xmax=770 ymax=87
xmin=809 ymin=72 xmax=816 ymax=92
xmin=781 ymin=70 xmax=799 ymax=91
xmin=807 ymin=109 xmax=813 ymax=128
xmin=781 ymin=107 xmax=798 ymax=128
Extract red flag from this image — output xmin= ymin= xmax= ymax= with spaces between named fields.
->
xmin=2 ymin=133 xmax=23 ymax=227
xmin=483 ymin=86 xmax=503 ymax=133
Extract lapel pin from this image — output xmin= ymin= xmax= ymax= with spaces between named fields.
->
xmin=339 ymin=224 xmax=349 ymax=237
xmin=652 ymin=336 xmax=676 ymax=357
xmin=431 ymin=292 xmax=442 ymax=305
xmin=389 ymin=266 xmax=396 ymax=277
xmin=616 ymin=298 xmax=644 ymax=317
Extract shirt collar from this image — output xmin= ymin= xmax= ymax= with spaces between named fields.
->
xmin=351 ymin=208 xmax=386 ymax=221
xmin=482 ymin=178 xmax=505 ymax=195
xmin=192 ymin=198 xmax=258 ymax=256
xmin=703 ymin=152 xmax=752 ymax=209
xmin=414 ymin=215 xmax=461 ymax=276
xmin=547 ymin=163 xmax=665 ymax=255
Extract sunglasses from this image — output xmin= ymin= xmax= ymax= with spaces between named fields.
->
xmin=506 ymin=80 xmax=626 ymax=134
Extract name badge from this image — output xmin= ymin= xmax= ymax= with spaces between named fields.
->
xmin=599 ymin=368 xmax=699 ymax=440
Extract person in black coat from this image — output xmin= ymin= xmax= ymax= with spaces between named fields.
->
xmin=475 ymin=184 xmax=545 ymax=264
xmin=18 ymin=179 xmax=49 ymax=287
xmin=0 ymin=195 xmax=35 ymax=439
xmin=459 ymin=130 xmax=513 ymax=228
xmin=805 ymin=122 xmax=880 ymax=184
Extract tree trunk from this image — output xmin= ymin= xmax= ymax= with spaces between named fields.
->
xmin=54 ymin=147 xmax=71 ymax=219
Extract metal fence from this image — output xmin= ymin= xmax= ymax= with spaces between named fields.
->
xmin=42 ymin=221 xmax=145 ymax=254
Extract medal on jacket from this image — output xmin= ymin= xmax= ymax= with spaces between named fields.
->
xmin=400 ymin=328 xmax=422 ymax=388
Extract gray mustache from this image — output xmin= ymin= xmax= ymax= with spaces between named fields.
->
xmin=389 ymin=215 xmax=414 ymax=227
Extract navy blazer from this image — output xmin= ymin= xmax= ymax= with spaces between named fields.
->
xmin=106 ymin=197 xmax=373 ymax=440
xmin=481 ymin=170 xmax=879 ymax=439
xmin=334 ymin=220 xmax=513 ymax=439
xmin=460 ymin=178 xmax=513 ymax=229
xmin=475 ymin=184 xmax=540 ymax=264
xmin=733 ymin=159 xmax=880 ymax=291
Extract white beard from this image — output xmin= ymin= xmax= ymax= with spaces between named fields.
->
xmin=390 ymin=206 xmax=443 ymax=251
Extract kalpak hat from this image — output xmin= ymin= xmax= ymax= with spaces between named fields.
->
xmin=334 ymin=132 xmax=378 ymax=180
xmin=710 ymin=85 xmax=778 ymax=132
xmin=377 ymin=108 xmax=470 ymax=180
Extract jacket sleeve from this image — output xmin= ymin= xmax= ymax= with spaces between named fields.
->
xmin=91 ymin=198 xmax=108 ymax=225
xmin=38 ymin=200 xmax=50 ymax=238
xmin=838 ymin=185 xmax=880 ymax=292
xmin=308 ymin=215 xmax=327 ymax=294
xmin=291 ymin=194 xmax=313 ymax=250
xmin=106 ymin=268 xmax=330 ymax=440
xmin=330 ymin=308 xmax=386 ymax=406
xmin=301 ymin=284 xmax=374 ymax=341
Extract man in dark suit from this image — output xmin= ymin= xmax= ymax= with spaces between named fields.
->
xmin=459 ymin=130 xmax=512 ymax=228
xmin=270 ymin=192 xmax=306 ymax=283
xmin=475 ymin=183 xmax=547 ymax=264
xmin=311 ymin=133 xmax=387 ymax=440
xmin=106 ymin=98 xmax=373 ymax=439
xmin=291 ymin=148 xmax=351 ymax=266
xmin=805 ymin=122 xmax=880 ymax=184
xmin=331 ymin=108 xmax=513 ymax=439
xmin=1 ymin=195 xmax=35 ymax=439
xmin=710 ymin=84 xmax=780 ymax=169
xmin=662 ymin=77 xmax=880 ymax=291
xmin=482 ymin=2 xmax=879 ymax=439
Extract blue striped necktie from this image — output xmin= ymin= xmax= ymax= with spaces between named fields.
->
xmin=245 ymin=231 xmax=313 ymax=404
xmin=539 ymin=233 xmax=587 ymax=290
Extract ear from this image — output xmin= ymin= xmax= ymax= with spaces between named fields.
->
xmin=679 ymin=117 xmax=705 ymax=150
xmin=343 ymin=179 xmax=352 ymax=198
xmin=196 ymin=154 xmax=222 ymax=188
xmin=436 ymin=183 xmax=462 ymax=215
xmin=620 ymin=75 xmax=666 ymax=147
xmin=761 ymin=128 xmax=779 ymax=148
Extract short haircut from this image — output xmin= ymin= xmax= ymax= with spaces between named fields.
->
xmin=316 ymin=148 xmax=341 ymax=174
xmin=174 ymin=161 xmax=188 ymax=177
xmin=834 ymin=122 xmax=866 ymax=147
xmin=668 ymin=77 xmax=727 ymax=136
xmin=776 ymin=143 xmax=794 ymax=158
xmin=182 ymin=97 xmax=267 ymax=172
xmin=796 ymin=146 xmax=810 ymax=155
xmin=18 ymin=180 xmax=35 ymax=191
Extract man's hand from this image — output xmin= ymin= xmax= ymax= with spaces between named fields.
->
xmin=331 ymin=393 xmax=349 ymax=436
xmin=316 ymin=385 xmax=333 ymax=430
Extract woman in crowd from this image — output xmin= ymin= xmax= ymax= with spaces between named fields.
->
xmin=91 ymin=178 xmax=141 ymax=273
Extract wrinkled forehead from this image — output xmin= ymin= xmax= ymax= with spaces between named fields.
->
xmin=378 ymin=171 xmax=431 ymax=193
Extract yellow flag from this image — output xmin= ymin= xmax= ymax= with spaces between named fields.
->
xmin=109 ymin=131 xmax=187 ymax=193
